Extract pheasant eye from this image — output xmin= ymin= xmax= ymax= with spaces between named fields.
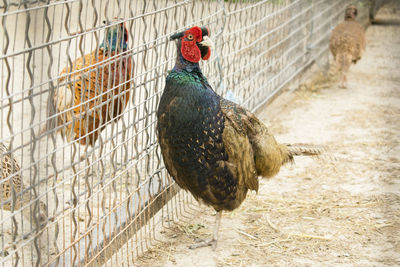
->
xmin=187 ymin=34 xmax=194 ymax=41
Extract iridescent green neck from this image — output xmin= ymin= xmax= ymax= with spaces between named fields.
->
xmin=100 ymin=26 xmax=128 ymax=52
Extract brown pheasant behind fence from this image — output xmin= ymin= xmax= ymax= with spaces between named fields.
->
xmin=43 ymin=19 xmax=133 ymax=153
xmin=0 ymin=143 xmax=47 ymax=226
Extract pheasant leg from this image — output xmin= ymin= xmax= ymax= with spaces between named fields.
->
xmin=189 ymin=211 xmax=222 ymax=250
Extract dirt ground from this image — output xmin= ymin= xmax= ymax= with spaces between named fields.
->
xmin=134 ymin=3 xmax=400 ymax=266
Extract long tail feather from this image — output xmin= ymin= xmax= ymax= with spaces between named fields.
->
xmin=285 ymin=143 xmax=325 ymax=157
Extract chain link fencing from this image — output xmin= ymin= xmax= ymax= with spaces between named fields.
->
xmin=0 ymin=0 xmax=372 ymax=266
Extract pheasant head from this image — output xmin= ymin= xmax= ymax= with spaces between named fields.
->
xmin=100 ymin=19 xmax=128 ymax=52
xmin=345 ymin=5 xmax=358 ymax=21
xmin=170 ymin=26 xmax=213 ymax=70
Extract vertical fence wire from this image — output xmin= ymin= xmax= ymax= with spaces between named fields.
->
xmin=0 ymin=0 xmax=372 ymax=265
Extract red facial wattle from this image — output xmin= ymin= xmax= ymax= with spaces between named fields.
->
xmin=202 ymin=47 xmax=211 ymax=60
xmin=181 ymin=40 xmax=201 ymax=63
xmin=180 ymin=26 xmax=204 ymax=63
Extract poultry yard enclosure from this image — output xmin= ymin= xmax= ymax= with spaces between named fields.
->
xmin=0 ymin=0 xmax=373 ymax=266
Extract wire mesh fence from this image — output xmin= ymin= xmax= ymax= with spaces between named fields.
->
xmin=0 ymin=0 xmax=371 ymax=266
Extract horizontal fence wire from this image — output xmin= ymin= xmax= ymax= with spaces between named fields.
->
xmin=0 ymin=0 xmax=371 ymax=266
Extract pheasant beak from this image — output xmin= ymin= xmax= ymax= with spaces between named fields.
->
xmin=198 ymin=36 xmax=212 ymax=60
xmin=199 ymin=36 xmax=213 ymax=48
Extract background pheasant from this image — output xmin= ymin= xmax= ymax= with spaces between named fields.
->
xmin=0 ymin=143 xmax=47 ymax=226
xmin=48 ymin=19 xmax=133 ymax=148
xmin=330 ymin=5 xmax=366 ymax=88
xmin=157 ymin=26 xmax=323 ymax=249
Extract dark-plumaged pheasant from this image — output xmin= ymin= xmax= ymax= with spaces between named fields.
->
xmin=46 ymin=19 xmax=133 ymax=149
xmin=330 ymin=5 xmax=366 ymax=88
xmin=157 ymin=26 xmax=323 ymax=249
xmin=0 ymin=143 xmax=47 ymax=225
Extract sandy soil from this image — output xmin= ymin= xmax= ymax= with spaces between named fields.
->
xmin=133 ymin=3 xmax=400 ymax=266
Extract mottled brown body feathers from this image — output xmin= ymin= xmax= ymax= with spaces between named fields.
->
xmin=0 ymin=143 xmax=47 ymax=223
xmin=221 ymin=99 xmax=296 ymax=180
